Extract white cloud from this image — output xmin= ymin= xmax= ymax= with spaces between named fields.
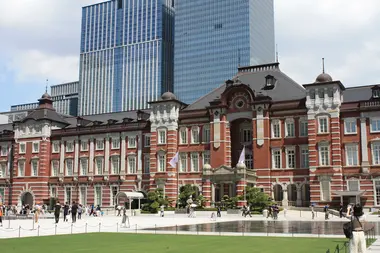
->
xmin=7 ymin=50 xmax=79 ymax=84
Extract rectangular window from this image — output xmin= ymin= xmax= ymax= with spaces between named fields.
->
xmin=372 ymin=143 xmax=380 ymax=165
xmin=0 ymin=188 xmax=4 ymax=204
xmin=318 ymin=117 xmax=329 ymax=133
xmin=128 ymin=156 xmax=136 ymax=174
xmin=180 ymin=128 xmax=187 ymax=144
xmin=144 ymin=155 xmax=150 ymax=173
xmin=191 ymin=153 xmax=199 ymax=172
xmin=80 ymin=158 xmax=88 ymax=175
xmin=203 ymin=151 xmax=210 ymax=165
xmin=272 ymin=120 xmax=281 ymax=138
xmin=66 ymin=141 xmax=74 ymax=152
xmin=299 ymin=119 xmax=308 ymax=137
xmin=319 ymin=145 xmax=329 ymax=166
xmin=1 ymin=146 xmax=7 ymax=156
xmin=52 ymin=142 xmax=60 ymax=153
xmin=300 ymin=147 xmax=309 ymax=168
xmin=31 ymin=160 xmax=38 ymax=176
xmin=245 ymin=154 xmax=253 ymax=169
xmin=50 ymin=187 xmax=57 ymax=198
xmin=179 ymin=153 xmax=187 ymax=172
xmin=344 ymin=118 xmax=357 ymax=134
xmin=112 ymin=139 xmax=120 ymax=149
xmin=95 ymin=186 xmax=102 ymax=206
xmin=32 ymin=142 xmax=39 ymax=153
xmin=81 ymin=141 xmax=88 ymax=151
xmin=346 ymin=144 xmax=358 ymax=166
xmin=80 ymin=187 xmax=87 ymax=206
xmin=158 ymin=130 xmax=166 ymax=144
xmin=128 ymin=137 xmax=136 ymax=148
xmin=191 ymin=127 xmax=199 ymax=144
xmin=348 ymin=180 xmax=359 ymax=191
xmin=202 ymin=125 xmax=210 ymax=143
xmin=158 ymin=154 xmax=166 ymax=172
xmin=285 ymin=120 xmax=295 ymax=137
xmin=66 ymin=159 xmax=73 ymax=176
xmin=272 ymin=149 xmax=281 ymax=169
xmin=320 ymin=181 xmax=331 ymax=201
xmin=95 ymin=158 xmax=103 ymax=175
xmin=242 ymin=129 xmax=252 ymax=143
xmin=51 ymin=160 xmax=59 ymax=176
xmin=111 ymin=186 xmax=118 ymax=206
xmin=18 ymin=160 xmax=25 ymax=176
xmin=286 ymin=148 xmax=295 ymax=168
xmin=19 ymin=143 xmax=26 ymax=154
xmin=144 ymin=135 xmax=151 ymax=147
xmin=375 ymin=181 xmax=380 ymax=206
xmin=0 ymin=163 xmax=6 ymax=178
xmin=96 ymin=139 xmax=104 ymax=150
xmin=371 ymin=118 xmax=380 ymax=132
xmin=111 ymin=156 xmax=120 ymax=174
xmin=65 ymin=187 xmax=72 ymax=204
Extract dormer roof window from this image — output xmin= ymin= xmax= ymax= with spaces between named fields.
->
xmin=263 ymin=75 xmax=276 ymax=90
xmin=92 ymin=120 xmax=103 ymax=126
xmin=107 ymin=119 xmax=117 ymax=125
xmin=372 ymin=85 xmax=380 ymax=99
xmin=122 ymin=118 xmax=134 ymax=123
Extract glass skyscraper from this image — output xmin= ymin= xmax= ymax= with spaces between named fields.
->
xmin=79 ymin=0 xmax=174 ymax=116
xmin=174 ymin=0 xmax=275 ymax=104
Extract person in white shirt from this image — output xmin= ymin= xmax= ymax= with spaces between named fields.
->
xmin=346 ymin=203 xmax=366 ymax=253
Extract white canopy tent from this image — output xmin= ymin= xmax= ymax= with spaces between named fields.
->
xmin=115 ymin=191 xmax=145 ymax=216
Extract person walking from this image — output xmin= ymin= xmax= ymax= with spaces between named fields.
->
xmin=216 ymin=206 xmax=221 ymax=218
xmin=339 ymin=203 xmax=344 ymax=218
xmin=0 ymin=205 xmax=3 ymax=227
xmin=324 ymin=204 xmax=329 ymax=220
xmin=71 ymin=201 xmax=78 ymax=223
xmin=77 ymin=204 xmax=82 ymax=220
xmin=347 ymin=203 xmax=366 ymax=253
xmin=54 ymin=201 xmax=61 ymax=224
xmin=63 ymin=202 xmax=69 ymax=222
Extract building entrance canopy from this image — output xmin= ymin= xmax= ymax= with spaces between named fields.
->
xmin=115 ymin=191 xmax=145 ymax=215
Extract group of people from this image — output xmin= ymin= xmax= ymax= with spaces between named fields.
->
xmin=53 ymin=201 xmax=102 ymax=224
xmin=266 ymin=204 xmax=280 ymax=219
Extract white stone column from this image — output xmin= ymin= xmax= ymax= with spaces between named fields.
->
xmin=74 ymin=139 xmax=79 ymax=174
xmin=104 ymin=137 xmax=110 ymax=174
xmin=282 ymin=188 xmax=288 ymax=207
xmin=296 ymin=186 xmax=302 ymax=207
xmin=211 ymin=183 xmax=215 ymax=205
xmin=89 ymin=138 xmax=94 ymax=174
xmin=120 ymin=133 xmax=126 ymax=174
xmin=59 ymin=141 xmax=65 ymax=174
xmin=220 ymin=183 xmax=224 ymax=200
xmin=360 ymin=117 xmax=369 ymax=171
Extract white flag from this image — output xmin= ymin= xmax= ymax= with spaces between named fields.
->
xmin=238 ymin=146 xmax=245 ymax=164
xmin=169 ymin=152 xmax=179 ymax=168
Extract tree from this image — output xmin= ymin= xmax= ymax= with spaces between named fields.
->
xmin=143 ymin=188 xmax=170 ymax=213
xmin=178 ymin=184 xmax=199 ymax=208
xmin=245 ymin=186 xmax=272 ymax=211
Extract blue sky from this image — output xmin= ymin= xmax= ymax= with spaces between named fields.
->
xmin=1 ymin=0 xmax=380 ymax=112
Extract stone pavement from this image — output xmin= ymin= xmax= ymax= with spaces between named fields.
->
xmin=368 ymin=239 xmax=380 ymax=252
xmin=0 ymin=209 xmax=378 ymax=240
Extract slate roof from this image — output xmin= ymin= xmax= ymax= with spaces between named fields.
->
xmin=185 ymin=63 xmax=306 ymax=111
xmin=343 ymin=84 xmax=378 ymax=103
xmin=21 ymin=108 xmax=69 ymax=125
xmin=0 ymin=124 xmax=13 ymax=132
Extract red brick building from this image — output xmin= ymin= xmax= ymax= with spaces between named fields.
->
xmin=1 ymin=63 xmax=380 ymax=208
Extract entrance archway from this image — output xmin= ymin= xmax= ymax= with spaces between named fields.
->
xmin=21 ymin=192 xmax=34 ymax=206
xmin=273 ymin=184 xmax=283 ymax=202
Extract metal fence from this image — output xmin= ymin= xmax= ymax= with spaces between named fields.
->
xmin=325 ymin=227 xmax=376 ymax=253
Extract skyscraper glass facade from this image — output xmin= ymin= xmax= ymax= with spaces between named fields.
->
xmin=79 ymin=0 xmax=174 ymax=116
xmin=174 ymin=0 xmax=275 ymax=104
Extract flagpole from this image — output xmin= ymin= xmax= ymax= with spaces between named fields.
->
xmin=243 ymin=146 xmax=246 ymax=202
xmin=176 ymin=161 xmax=179 ymax=209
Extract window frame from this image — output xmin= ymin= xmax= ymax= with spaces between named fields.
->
xmin=179 ymin=152 xmax=187 ymax=172
xmin=111 ymin=156 xmax=120 ymax=174
xmin=51 ymin=160 xmax=59 ymax=177
xmin=80 ymin=140 xmax=88 ymax=151
xmin=319 ymin=144 xmax=330 ymax=166
xmin=143 ymin=154 xmax=150 ymax=174
xmin=0 ymin=162 xmax=6 ymax=178
xmin=370 ymin=118 xmax=380 ymax=133
xmin=111 ymin=138 xmax=120 ymax=149
xmin=18 ymin=160 xmax=25 ymax=177
xmin=0 ymin=145 xmax=7 ymax=156
xmin=190 ymin=152 xmax=199 ymax=172
xmin=203 ymin=151 xmax=210 ymax=165
xmin=272 ymin=148 xmax=282 ymax=169
xmin=320 ymin=180 xmax=331 ymax=201
xmin=286 ymin=147 xmax=296 ymax=168
xmin=345 ymin=144 xmax=359 ymax=166
xmin=157 ymin=129 xmax=167 ymax=145
xmin=80 ymin=158 xmax=88 ymax=176
xmin=271 ymin=120 xmax=281 ymax=138
xmin=300 ymin=146 xmax=309 ymax=169
xmin=19 ymin=142 xmax=26 ymax=154
xmin=66 ymin=141 xmax=74 ymax=153
xmin=95 ymin=157 xmax=103 ymax=175
xmin=66 ymin=159 xmax=73 ymax=176
xmin=318 ymin=116 xmax=329 ymax=134
xmin=202 ymin=125 xmax=210 ymax=143
xmin=144 ymin=135 xmax=151 ymax=147
xmin=179 ymin=127 xmax=188 ymax=144
xmin=191 ymin=127 xmax=200 ymax=144
xmin=285 ymin=119 xmax=295 ymax=138
xmin=299 ymin=118 xmax=308 ymax=137
xmin=127 ymin=156 xmax=137 ymax=174
xmin=347 ymin=179 xmax=360 ymax=191
xmin=52 ymin=141 xmax=60 ymax=153
xmin=128 ymin=136 xmax=136 ymax=148
xmin=32 ymin=141 xmax=40 ymax=153
xmin=373 ymin=180 xmax=380 ymax=206
xmin=372 ymin=142 xmax=380 ymax=165
xmin=95 ymin=139 xmax=104 ymax=150
xmin=31 ymin=159 xmax=38 ymax=176
xmin=157 ymin=153 xmax=166 ymax=172
xmin=344 ymin=118 xmax=357 ymax=135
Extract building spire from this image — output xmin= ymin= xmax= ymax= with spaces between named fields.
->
xmin=45 ymin=79 xmax=49 ymax=93
xmin=322 ymin=58 xmax=325 ymax=73
xmin=276 ymin=44 xmax=279 ymax=62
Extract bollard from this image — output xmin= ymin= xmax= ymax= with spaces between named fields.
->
xmin=176 ymin=225 xmax=178 ymax=235
xmin=38 ymin=225 xmax=40 ymax=236
xmin=135 ymin=224 xmax=137 ymax=234
xmin=71 ymin=223 xmax=73 ymax=234
xmin=318 ymin=226 xmax=320 ymax=238
xmin=267 ymin=225 xmax=269 ymax=236
xmin=155 ymin=224 xmax=157 ymax=234
xmin=117 ymin=223 xmax=119 ymax=232
xmin=99 ymin=223 xmax=101 ymax=233
xmin=19 ymin=225 xmax=21 ymax=238
xmin=85 ymin=223 xmax=88 ymax=233
xmin=32 ymin=215 xmax=35 ymax=230
xmin=196 ymin=224 xmax=199 ymax=235
xmin=7 ymin=218 xmax=11 ymax=229
xmin=291 ymin=226 xmax=293 ymax=237
xmin=55 ymin=224 xmax=57 ymax=235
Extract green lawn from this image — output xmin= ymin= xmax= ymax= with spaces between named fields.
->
xmin=1 ymin=233 xmax=346 ymax=253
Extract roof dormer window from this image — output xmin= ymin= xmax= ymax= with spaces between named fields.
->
xmin=372 ymin=86 xmax=380 ymax=99
xmin=264 ymin=75 xmax=276 ymax=90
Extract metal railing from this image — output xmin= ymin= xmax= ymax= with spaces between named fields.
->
xmin=325 ymin=226 xmax=376 ymax=253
